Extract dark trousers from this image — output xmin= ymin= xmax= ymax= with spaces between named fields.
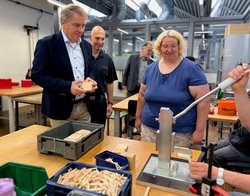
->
xmin=127 ymin=85 xmax=140 ymax=97
xmin=87 ymin=98 xmax=107 ymax=126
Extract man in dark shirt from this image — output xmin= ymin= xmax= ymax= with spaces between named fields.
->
xmin=87 ymin=26 xmax=118 ymax=125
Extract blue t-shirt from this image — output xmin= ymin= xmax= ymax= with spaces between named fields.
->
xmin=141 ymin=58 xmax=208 ymax=133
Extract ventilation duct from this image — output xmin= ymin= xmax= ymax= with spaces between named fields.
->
xmin=135 ymin=2 xmax=157 ymax=21
xmin=108 ymin=0 xmax=126 ymax=23
xmin=157 ymin=0 xmax=174 ymax=20
xmin=87 ymin=0 xmax=126 ymax=25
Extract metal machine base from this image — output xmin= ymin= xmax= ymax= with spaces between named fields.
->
xmin=137 ymin=154 xmax=194 ymax=193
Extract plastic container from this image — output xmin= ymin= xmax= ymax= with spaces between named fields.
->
xmin=0 ymin=178 xmax=15 ymax=196
xmin=21 ymin=79 xmax=32 ymax=87
xmin=46 ymin=162 xmax=132 ymax=196
xmin=95 ymin=150 xmax=129 ymax=171
xmin=11 ymin=82 xmax=19 ymax=87
xmin=0 ymin=162 xmax=48 ymax=196
xmin=0 ymin=78 xmax=12 ymax=89
xmin=218 ymin=99 xmax=237 ymax=116
xmin=37 ymin=121 xmax=104 ymax=160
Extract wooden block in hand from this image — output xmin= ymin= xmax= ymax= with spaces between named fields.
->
xmin=82 ymin=81 xmax=92 ymax=91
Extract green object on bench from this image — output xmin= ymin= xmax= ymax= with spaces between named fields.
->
xmin=0 ymin=162 xmax=48 ymax=196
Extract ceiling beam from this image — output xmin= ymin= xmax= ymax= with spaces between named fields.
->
xmin=174 ymin=7 xmax=197 ymax=19
xmin=221 ymin=5 xmax=242 ymax=15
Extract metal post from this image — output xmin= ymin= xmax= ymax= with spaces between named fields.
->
xmin=158 ymin=107 xmax=173 ymax=170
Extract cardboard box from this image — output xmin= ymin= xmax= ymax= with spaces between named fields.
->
xmin=218 ymin=99 xmax=237 ymax=116
xmin=225 ymin=24 xmax=250 ymax=35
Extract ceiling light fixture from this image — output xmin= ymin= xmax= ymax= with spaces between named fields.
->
xmin=199 ymin=0 xmax=204 ymax=5
xmin=114 ymin=39 xmax=119 ymax=42
xmin=127 ymin=43 xmax=133 ymax=46
xmin=47 ymin=0 xmax=65 ymax=7
xmin=117 ymin=28 xmax=129 ymax=34
xmin=136 ymin=37 xmax=144 ymax=41
xmin=160 ymin=27 xmax=165 ymax=31
xmin=195 ymin=31 xmax=213 ymax=34
xmin=201 ymin=24 xmax=204 ymax=31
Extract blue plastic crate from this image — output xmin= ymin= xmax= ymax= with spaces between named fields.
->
xmin=95 ymin=151 xmax=129 ymax=171
xmin=47 ymin=162 xmax=132 ymax=196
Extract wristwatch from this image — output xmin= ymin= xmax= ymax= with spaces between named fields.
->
xmin=216 ymin=167 xmax=224 ymax=185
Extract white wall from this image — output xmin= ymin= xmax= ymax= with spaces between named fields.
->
xmin=0 ymin=0 xmax=53 ymax=110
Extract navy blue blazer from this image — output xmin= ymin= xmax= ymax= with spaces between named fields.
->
xmin=32 ymin=31 xmax=92 ymax=120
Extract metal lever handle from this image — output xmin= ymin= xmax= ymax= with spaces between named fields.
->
xmin=173 ymin=77 xmax=238 ymax=121
xmin=218 ymin=77 xmax=237 ymax=90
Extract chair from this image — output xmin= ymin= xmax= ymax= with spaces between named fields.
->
xmin=106 ymin=111 xmax=127 ymax=136
xmin=127 ymin=100 xmax=140 ymax=138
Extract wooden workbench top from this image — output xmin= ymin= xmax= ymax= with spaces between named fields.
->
xmin=112 ymin=94 xmax=138 ymax=111
xmin=0 ymin=125 xmax=198 ymax=196
xmin=0 ymin=85 xmax=42 ymax=97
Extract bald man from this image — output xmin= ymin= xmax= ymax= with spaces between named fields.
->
xmin=87 ymin=26 xmax=118 ymax=125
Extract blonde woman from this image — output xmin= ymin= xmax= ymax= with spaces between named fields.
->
xmin=135 ymin=29 xmax=210 ymax=147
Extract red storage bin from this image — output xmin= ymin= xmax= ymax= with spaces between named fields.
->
xmin=21 ymin=79 xmax=32 ymax=87
xmin=11 ymin=82 xmax=19 ymax=87
xmin=0 ymin=78 xmax=12 ymax=89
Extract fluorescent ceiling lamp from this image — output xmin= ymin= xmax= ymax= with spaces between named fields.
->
xmin=160 ymin=27 xmax=165 ymax=31
xmin=125 ymin=0 xmax=140 ymax=10
xmin=202 ymin=34 xmax=205 ymax=39
xmin=183 ymin=32 xmax=189 ymax=37
xmin=114 ymin=39 xmax=119 ymax=42
xmin=201 ymin=24 xmax=204 ymax=31
xmin=136 ymin=36 xmax=145 ymax=41
xmin=47 ymin=0 xmax=65 ymax=7
xmin=127 ymin=43 xmax=133 ymax=46
xmin=199 ymin=0 xmax=204 ymax=5
xmin=195 ymin=31 xmax=213 ymax=34
xmin=148 ymin=0 xmax=162 ymax=17
xmin=72 ymin=0 xmax=106 ymax=17
xmin=117 ymin=28 xmax=129 ymax=34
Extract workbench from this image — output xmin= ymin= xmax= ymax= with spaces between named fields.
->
xmin=0 ymin=125 xmax=200 ymax=196
xmin=12 ymin=93 xmax=45 ymax=130
xmin=0 ymin=85 xmax=42 ymax=131
xmin=112 ymin=94 xmax=137 ymax=137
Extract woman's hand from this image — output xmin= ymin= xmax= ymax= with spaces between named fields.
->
xmin=135 ymin=118 xmax=142 ymax=133
xmin=191 ymin=130 xmax=204 ymax=144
